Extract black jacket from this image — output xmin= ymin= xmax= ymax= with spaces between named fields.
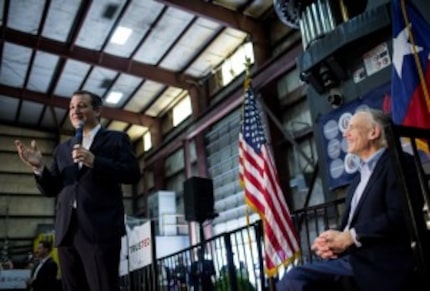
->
xmin=35 ymin=128 xmax=141 ymax=246
xmin=30 ymin=257 xmax=58 ymax=291
xmin=340 ymin=150 xmax=423 ymax=291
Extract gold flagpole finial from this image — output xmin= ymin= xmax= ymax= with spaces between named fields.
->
xmin=244 ymin=57 xmax=252 ymax=89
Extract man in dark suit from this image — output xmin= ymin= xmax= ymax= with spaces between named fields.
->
xmin=27 ymin=240 xmax=58 ymax=291
xmin=15 ymin=90 xmax=140 ymax=291
xmin=276 ymin=108 xmax=424 ymax=291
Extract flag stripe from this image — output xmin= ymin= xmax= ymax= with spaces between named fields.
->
xmin=239 ymin=83 xmax=300 ymax=276
xmin=261 ymin=146 xmax=301 ymax=254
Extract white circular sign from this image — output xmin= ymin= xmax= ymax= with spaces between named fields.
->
xmin=327 ymin=139 xmax=341 ymax=159
xmin=330 ymin=158 xmax=344 ymax=179
xmin=323 ymin=119 xmax=339 ymax=140
xmin=344 ymin=153 xmax=360 ymax=174
xmin=338 ymin=112 xmax=352 ymax=133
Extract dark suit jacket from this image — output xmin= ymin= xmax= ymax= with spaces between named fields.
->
xmin=30 ymin=257 xmax=58 ymax=291
xmin=340 ymin=150 xmax=423 ymax=291
xmin=35 ymin=128 xmax=140 ymax=246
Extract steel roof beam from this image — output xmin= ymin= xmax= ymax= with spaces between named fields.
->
xmin=0 ymin=85 xmax=156 ymax=127
xmin=156 ymin=0 xmax=264 ymax=36
xmin=3 ymin=28 xmax=196 ymax=89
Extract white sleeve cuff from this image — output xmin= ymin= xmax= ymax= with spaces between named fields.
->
xmin=33 ymin=166 xmax=44 ymax=176
xmin=349 ymin=228 xmax=362 ymax=247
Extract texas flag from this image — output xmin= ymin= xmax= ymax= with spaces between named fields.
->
xmin=391 ymin=0 xmax=430 ymax=129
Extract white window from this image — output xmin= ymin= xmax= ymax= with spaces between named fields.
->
xmin=172 ymin=96 xmax=192 ymax=127
xmin=220 ymin=42 xmax=254 ymax=86
xmin=110 ymin=26 xmax=133 ymax=45
xmin=143 ymin=131 xmax=152 ymax=151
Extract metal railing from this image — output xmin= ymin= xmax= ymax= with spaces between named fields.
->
xmin=120 ymin=124 xmax=430 ymax=291
xmin=385 ymin=123 xmax=430 ymax=286
xmin=120 ymin=198 xmax=345 ymax=291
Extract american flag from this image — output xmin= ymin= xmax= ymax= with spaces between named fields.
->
xmin=239 ymin=76 xmax=300 ymax=276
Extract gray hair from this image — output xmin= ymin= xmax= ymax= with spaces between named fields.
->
xmin=355 ymin=107 xmax=391 ymax=147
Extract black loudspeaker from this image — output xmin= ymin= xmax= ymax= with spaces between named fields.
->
xmin=183 ymin=177 xmax=215 ymax=223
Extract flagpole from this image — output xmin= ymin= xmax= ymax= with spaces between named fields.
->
xmin=241 ymin=58 xmax=301 ymax=278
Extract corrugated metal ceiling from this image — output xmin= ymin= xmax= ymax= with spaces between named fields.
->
xmin=0 ymin=0 xmax=273 ymax=142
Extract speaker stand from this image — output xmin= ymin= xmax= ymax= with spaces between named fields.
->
xmin=198 ymin=220 xmax=205 ymax=243
xmin=198 ymin=221 xmax=206 ymax=291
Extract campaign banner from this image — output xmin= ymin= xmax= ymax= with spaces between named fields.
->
xmin=127 ymin=221 xmax=152 ymax=272
xmin=0 ymin=269 xmax=31 ymax=290
xmin=319 ymin=83 xmax=389 ymax=190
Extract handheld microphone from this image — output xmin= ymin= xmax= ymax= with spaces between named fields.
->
xmin=74 ymin=121 xmax=84 ymax=171
xmin=75 ymin=121 xmax=84 ymax=145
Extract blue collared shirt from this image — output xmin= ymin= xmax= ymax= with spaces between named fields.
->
xmin=347 ymin=147 xmax=386 ymax=224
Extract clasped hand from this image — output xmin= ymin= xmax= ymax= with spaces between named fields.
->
xmin=311 ymin=229 xmax=354 ymax=259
